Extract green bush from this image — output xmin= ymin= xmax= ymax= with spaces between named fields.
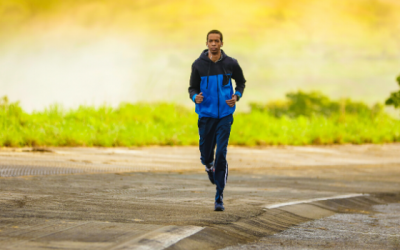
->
xmin=385 ymin=75 xmax=400 ymax=109
xmin=1 ymin=93 xmax=399 ymax=147
xmin=250 ymin=91 xmax=381 ymax=118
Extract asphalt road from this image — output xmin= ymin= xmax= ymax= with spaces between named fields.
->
xmin=0 ymin=144 xmax=400 ymax=249
xmin=223 ymin=203 xmax=400 ymax=250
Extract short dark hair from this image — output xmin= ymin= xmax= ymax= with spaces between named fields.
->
xmin=207 ymin=30 xmax=223 ymax=42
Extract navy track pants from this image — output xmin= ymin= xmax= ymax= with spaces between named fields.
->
xmin=198 ymin=114 xmax=233 ymax=203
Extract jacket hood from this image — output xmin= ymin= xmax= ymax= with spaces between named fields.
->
xmin=199 ymin=49 xmax=227 ymax=62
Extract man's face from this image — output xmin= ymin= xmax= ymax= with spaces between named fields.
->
xmin=206 ymin=33 xmax=223 ymax=54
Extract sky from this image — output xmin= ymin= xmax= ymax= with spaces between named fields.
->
xmin=0 ymin=0 xmax=399 ymax=112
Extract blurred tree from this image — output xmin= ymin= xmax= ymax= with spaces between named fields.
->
xmin=385 ymin=75 xmax=400 ymax=109
xmin=250 ymin=91 xmax=380 ymax=118
xmin=0 ymin=96 xmax=8 ymax=106
xmin=285 ymin=91 xmax=339 ymax=117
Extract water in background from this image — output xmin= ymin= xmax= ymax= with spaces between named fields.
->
xmin=0 ymin=0 xmax=399 ymax=112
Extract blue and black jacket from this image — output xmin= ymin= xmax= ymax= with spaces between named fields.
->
xmin=189 ymin=49 xmax=246 ymax=118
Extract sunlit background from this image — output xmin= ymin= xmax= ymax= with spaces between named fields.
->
xmin=1 ymin=0 xmax=399 ymax=112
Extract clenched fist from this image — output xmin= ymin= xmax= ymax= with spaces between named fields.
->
xmin=225 ymin=94 xmax=237 ymax=107
xmin=195 ymin=92 xmax=204 ymax=104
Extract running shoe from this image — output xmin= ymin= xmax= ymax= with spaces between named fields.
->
xmin=205 ymin=163 xmax=215 ymax=184
xmin=214 ymin=202 xmax=224 ymax=211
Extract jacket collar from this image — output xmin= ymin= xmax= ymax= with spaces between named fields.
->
xmin=200 ymin=49 xmax=227 ymax=63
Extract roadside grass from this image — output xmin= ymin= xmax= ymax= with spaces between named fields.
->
xmin=1 ymin=93 xmax=400 ymax=147
xmin=233 ymin=110 xmax=399 ymax=146
xmin=0 ymin=100 xmax=198 ymax=147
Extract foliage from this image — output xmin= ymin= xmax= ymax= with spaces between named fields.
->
xmin=1 ymin=94 xmax=400 ymax=147
xmin=385 ymin=75 xmax=400 ymax=109
xmin=250 ymin=91 xmax=382 ymax=118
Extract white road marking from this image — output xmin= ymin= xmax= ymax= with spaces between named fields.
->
xmin=288 ymin=146 xmax=342 ymax=154
xmin=109 ymin=225 xmax=204 ymax=250
xmin=265 ymin=193 xmax=368 ymax=209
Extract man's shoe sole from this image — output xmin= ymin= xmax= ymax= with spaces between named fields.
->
xmin=205 ymin=165 xmax=215 ymax=185
xmin=207 ymin=170 xmax=215 ymax=184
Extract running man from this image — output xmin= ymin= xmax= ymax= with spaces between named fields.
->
xmin=188 ymin=30 xmax=246 ymax=211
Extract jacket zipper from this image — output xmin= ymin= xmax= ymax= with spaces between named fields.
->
xmin=217 ymin=66 xmax=220 ymax=118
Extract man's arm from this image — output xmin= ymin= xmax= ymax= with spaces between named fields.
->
xmin=188 ymin=63 xmax=201 ymax=103
xmin=231 ymin=59 xmax=246 ymax=101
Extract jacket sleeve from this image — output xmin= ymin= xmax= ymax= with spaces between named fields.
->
xmin=188 ymin=63 xmax=201 ymax=102
xmin=231 ymin=59 xmax=246 ymax=99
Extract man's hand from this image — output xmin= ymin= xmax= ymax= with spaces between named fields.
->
xmin=226 ymin=94 xmax=237 ymax=107
xmin=195 ymin=92 xmax=204 ymax=104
